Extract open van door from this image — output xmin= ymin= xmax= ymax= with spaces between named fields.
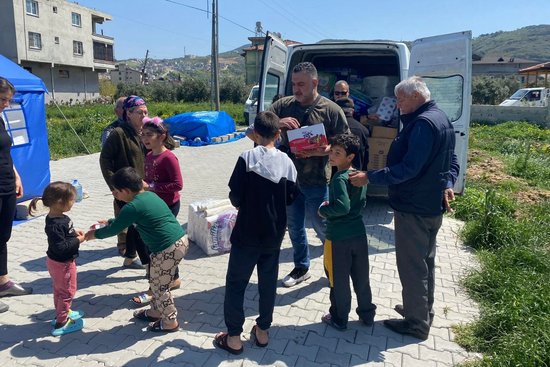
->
xmin=258 ymin=32 xmax=288 ymax=115
xmin=409 ymin=31 xmax=472 ymax=194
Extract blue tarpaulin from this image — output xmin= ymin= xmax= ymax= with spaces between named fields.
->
xmin=0 ymin=54 xmax=50 ymax=202
xmin=164 ymin=111 xmax=236 ymax=145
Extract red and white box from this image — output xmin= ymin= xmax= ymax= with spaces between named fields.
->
xmin=287 ymin=124 xmax=328 ymax=154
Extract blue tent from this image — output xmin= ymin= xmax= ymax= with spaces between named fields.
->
xmin=0 ymin=54 xmax=50 ymax=202
xmin=164 ymin=111 xmax=236 ymax=145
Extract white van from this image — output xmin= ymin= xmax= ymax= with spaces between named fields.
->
xmin=244 ymin=85 xmax=259 ymax=126
xmin=257 ymin=31 xmax=472 ymax=194
xmin=499 ymin=87 xmax=549 ymax=107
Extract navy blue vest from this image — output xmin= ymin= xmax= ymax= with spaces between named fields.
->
xmin=387 ymin=101 xmax=455 ymax=216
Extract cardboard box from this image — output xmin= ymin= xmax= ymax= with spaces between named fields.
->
xmin=367 ymin=137 xmax=393 ymax=170
xmin=372 ymin=126 xmax=398 ymax=139
xmin=287 ymin=124 xmax=328 ymax=153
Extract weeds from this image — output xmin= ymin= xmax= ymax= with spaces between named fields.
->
xmin=46 ymin=102 xmax=246 ymax=159
xmin=454 ymin=123 xmax=550 ymax=366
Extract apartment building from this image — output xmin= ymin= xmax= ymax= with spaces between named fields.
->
xmin=109 ymin=64 xmax=142 ymax=85
xmin=0 ymin=0 xmax=115 ymax=103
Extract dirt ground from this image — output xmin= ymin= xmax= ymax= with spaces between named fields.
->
xmin=467 ymin=149 xmax=550 ymax=205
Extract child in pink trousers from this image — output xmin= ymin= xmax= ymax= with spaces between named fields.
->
xmin=30 ymin=182 xmax=86 ymax=336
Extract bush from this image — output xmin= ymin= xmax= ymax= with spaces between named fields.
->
xmin=472 ymin=76 xmax=519 ymax=105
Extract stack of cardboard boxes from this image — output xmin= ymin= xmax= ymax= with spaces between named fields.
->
xmin=366 ymin=124 xmax=398 ymax=170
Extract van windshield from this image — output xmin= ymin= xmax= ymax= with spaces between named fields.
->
xmin=249 ymin=87 xmax=259 ymax=100
xmin=509 ymin=89 xmax=529 ymax=100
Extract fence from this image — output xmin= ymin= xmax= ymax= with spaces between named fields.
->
xmin=471 ymin=104 xmax=550 ymax=128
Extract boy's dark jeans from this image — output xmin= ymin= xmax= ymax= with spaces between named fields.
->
xmin=224 ymin=245 xmax=280 ymax=336
xmin=324 ymin=235 xmax=376 ymax=327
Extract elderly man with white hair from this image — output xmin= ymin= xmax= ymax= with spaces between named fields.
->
xmin=350 ymin=76 xmax=460 ymax=340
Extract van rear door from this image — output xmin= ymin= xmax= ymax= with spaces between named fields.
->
xmin=258 ymin=32 xmax=288 ymax=114
xmin=409 ymin=31 xmax=472 ymax=194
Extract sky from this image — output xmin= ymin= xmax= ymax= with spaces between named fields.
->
xmin=74 ymin=0 xmax=550 ymax=60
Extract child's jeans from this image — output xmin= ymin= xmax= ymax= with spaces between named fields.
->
xmin=149 ymin=236 xmax=188 ymax=321
xmin=47 ymin=258 xmax=77 ymax=325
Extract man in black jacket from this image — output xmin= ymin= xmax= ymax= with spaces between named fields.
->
xmin=335 ymin=98 xmax=369 ymax=170
xmin=350 ymin=76 xmax=460 ymax=340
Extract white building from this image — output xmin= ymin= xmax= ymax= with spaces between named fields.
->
xmin=0 ymin=0 xmax=115 ymax=103
xmin=109 ymin=64 xmax=142 ymax=85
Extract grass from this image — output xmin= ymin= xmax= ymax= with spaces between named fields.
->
xmin=452 ymin=122 xmax=550 ymax=366
xmin=46 ymin=102 xmax=246 ymax=160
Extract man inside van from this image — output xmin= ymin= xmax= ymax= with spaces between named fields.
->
xmin=249 ymin=62 xmax=349 ymax=287
xmin=333 ymin=80 xmax=350 ymax=101
xmin=349 ymin=76 xmax=459 ymax=340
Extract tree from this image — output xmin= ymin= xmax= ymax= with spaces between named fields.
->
xmin=472 ymin=76 xmax=520 ymax=105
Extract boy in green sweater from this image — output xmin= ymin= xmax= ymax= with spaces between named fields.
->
xmin=85 ymin=167 xmax=188 ymax=333
xmin=318 ymin=134 xmax=376 ymax=330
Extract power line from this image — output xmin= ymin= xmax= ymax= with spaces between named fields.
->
xmin=257 ymin=0 xmax=327 ymax=41
xmin=164 ymin=0 xmax=261 ymax=35
xmin=276 ymin=2 xmax=331 ymax=39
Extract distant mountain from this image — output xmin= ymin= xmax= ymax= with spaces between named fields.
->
xmin=472 ymin=25 xmax=550 ymax=61
xmin=116 ymin=25 xmax=550 ymax=81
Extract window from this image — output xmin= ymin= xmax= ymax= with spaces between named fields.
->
xmin=71 ymin=12 xmax=81 ymax=27
xmin=73 ymin=41 xmax=83 ymax=55
xmin=54 ymin=36 xmax=59 ymax=44
xmin=263 ymin=73 xmax=280 ymax=110
xmin=53 ymin=6 xmax=57 ymax=13
xmin=28 ymin=32 xmax=42 ymax=50
xmin=59 ymin=70 xmax=70 ymax=78
xmin=2 ymin=101 xmax=30 ymax=147
xmin=25 ymin=0 xmax=39 ymax=16
xmin=422 ymin=76 xmax=464 ymax=122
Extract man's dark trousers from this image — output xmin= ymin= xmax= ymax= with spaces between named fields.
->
xmin=394 ymin=210 xmax=442 ymax=333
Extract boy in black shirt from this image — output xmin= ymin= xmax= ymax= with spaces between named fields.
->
xmin=214 ymin=111 xmax=299 ymax=354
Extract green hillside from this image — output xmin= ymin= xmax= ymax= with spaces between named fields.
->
xmin=473 ymin=25 xmax=550 ymax=61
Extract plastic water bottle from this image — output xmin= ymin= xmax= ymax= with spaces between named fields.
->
xmin=72 ymin=179 xmax=83 ymax=202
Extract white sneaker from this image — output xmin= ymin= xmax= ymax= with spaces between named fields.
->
xmin=282 ymin=267 xmax=311 ymax=287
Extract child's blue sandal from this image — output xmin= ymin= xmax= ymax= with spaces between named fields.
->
xmin=50 ymin=309 xmax=84 ymax=326
xmin=51 ymin=318 xmax=84 ymax=336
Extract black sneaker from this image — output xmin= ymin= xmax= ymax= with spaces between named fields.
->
xmin=282 ymin=267 xmax=311 ymax=287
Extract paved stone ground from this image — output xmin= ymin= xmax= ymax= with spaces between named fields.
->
xmin=1 ymin=137 xmax=480 ymax=366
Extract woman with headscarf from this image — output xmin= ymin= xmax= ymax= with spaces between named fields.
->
xmin=99 ymin=95 xmax=149 ymax=269
xmin=0 ymin=77 xmax=33 ymax=313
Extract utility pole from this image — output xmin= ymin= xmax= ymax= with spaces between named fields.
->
xmin=141 ymin=49 xmax=149 ymax=85
xmin=210 ymin=0 xmax=220 ymax=111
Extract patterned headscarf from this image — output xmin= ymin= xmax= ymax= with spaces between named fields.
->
xmin=122 ymin=95 xmax=146 ymax=121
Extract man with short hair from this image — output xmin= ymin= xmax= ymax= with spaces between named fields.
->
xmin=333 ymin=80 xmax=349 ymax=101
xmin=349 ymin=76 xmax=459 ymax=340
xmin=268 ymin=62 xmax=349 ymax=287
xmin=100 ymin=96 xmax=125 ymax=147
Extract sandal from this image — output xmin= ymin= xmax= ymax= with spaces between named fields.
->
xmin=123 ymin=258 xmax=145 ymax=269
xmin=133 ymin=309 xmax=161 ymax=322
xmin=170 ymin=279 xmax=181 ymax=290
xmin=131 ymin=292 xmax=152 ymax=307
xmin=214 ymin=332 xmax=244 ymax=355
xmin=250 ymin=325 xmax=268 ymax=347
xmin=321 ymin=313 xmax=347 ymax=331
xmin=148 ymin=319 xmax=179 ymax=333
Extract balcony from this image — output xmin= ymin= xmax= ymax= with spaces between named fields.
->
xmin=93 ymin=41 xmax=115 ymax=70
